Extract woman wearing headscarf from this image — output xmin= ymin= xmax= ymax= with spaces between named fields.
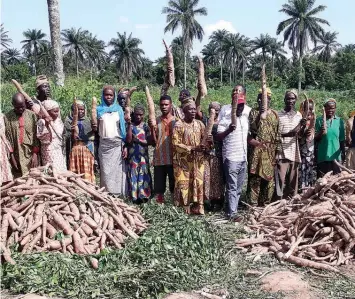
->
xmin=64 ymin=99 xmax=96 ymax=182
xmin=203 ymin=101 xmax=225 ymax=210
xmin=126 ymin=104 xmax=152 ymax=204
xmin=97 ymin=85 xmax=127 ymax=196
xmin=172 ymin=97 xmax=209 ymax=215
xmin=298 ymin=98 xmax=316 ymax=191
xmin=36 ymin=99 xmax=66 ymax=172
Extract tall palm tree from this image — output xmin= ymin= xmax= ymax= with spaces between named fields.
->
xmin=1 ymin=24 xmax=12 ymax=51
xmin=252 ymin=33 xmax=273 ymax=62
xmin=21 ymin=29 xmax=48 ymax=76
xmin=2 ymin=48 xmax=22 ymax=65
xmin=108 ymin=32 xmax=144 ymax=83
xmin=47 ymin=0 xmax=65 ymax=86
xmin=276 ymin=0 xmax=329 ymax=92
xmin=210 ymin=29 xmax=229 ymax=83
xmin=313 ymin=31 xmax=341 ymax=62
xmin=202 ymin=42 xmax=219 ymax=67
xmin=222 ymin=33 xmax=250 ymax=85
xmin=61 ymin=27 xmax=90 ymax=77
xmin=162 ymin=0 xmax=207 ymax=88
xmin=86 ymin=34 xmax=107 ymax=78
xmin=269 ymin=38 xmax=287 ymax=81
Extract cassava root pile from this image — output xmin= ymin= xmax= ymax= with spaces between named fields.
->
xmin=237 ymin=171 xmax=355 ymax=272
xmin=0 ymin=165 xmax=147 ymax=264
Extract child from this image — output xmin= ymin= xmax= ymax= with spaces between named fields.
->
xmin=126 ymin=104 xmax=152 ymax=204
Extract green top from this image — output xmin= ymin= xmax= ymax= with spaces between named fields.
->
xmin=315 ymin=116 xmax=345 ymax=163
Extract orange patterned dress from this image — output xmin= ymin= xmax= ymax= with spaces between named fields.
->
xmin=172 ymin=119 xmax=205 ymax=215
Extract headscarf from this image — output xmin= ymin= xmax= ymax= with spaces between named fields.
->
xmin=134 ymin=104 xmax=145 ymax=114
xmin=97 ymin=86 xmax=126 ymax=139
xmin=182 ymin=97 xmax=196 ymax=110
xmin=36 ymin=75 xmax=49 ymax=88
xmin=285 ymin=89 xmax=298 ymax=99
xmin=258 ymin=88 xmax=272 ymax=96
xmin=324 ymin=98 xmax=337 ymax=106
xmin=209 ymin=101 xmax=221 ymax=110
xmin=43 ymin=99 xmax=59 ymax=111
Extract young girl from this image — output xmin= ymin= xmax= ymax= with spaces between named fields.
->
xmin=64 ymin=99 xmax=96 ymax=182
xmin=37 ymin=99 xmax=66 ymax=172
xmin=126 ymin=104 xmax=152 ymax=204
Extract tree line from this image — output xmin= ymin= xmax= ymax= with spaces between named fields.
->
xmin=1 ymin=0 xmax=355 ymax=91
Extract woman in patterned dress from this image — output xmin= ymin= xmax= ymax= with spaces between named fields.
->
xmin=37 ymin=100 xmax=66 ymax=172
xmin=298 ymin=99 xmax=316 ymax=191
xmin=203 ymin=102 xmax=225 ymax=210
xmin=125 ymin=104 xmax=153 ymax=204
xmin=172 ymin=98 xmax=210 ymax=215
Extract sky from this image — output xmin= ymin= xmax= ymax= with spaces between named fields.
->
xmin=1 ymin=0 xmax=354 ymax=61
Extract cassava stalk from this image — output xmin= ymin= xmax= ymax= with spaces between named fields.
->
xmin=260 ymin=64 xmax=268 ymax=120
xmin=145 ymin=86 xmax=156 ymax=127
xmin=202 ymin=108 xmax=216 ymax=146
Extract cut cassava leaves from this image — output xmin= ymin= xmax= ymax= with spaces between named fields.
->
xmin=0 ymin=165 xmax=147 ymax=263
xmin=237 ymin=171 xmax=355 ymax=272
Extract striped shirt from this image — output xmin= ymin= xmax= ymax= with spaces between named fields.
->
xmin=277 ymin=110 xmax=302 ymax=162
xmin=153 ymin=115 xmax=176 ymax=166
xmin=217 ymin=104 xmax=251 ymax=162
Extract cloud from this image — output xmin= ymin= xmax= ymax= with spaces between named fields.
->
xmin=135 ymin=24 xmax=153 ymax=29
xmin=204 ymin=20 xmax=237 ymax=36
xmin=119 ymin=16 xmax=129 ymax=23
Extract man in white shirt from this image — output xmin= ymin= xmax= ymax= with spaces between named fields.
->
xmin=216 ymin=85 xmax=251 ymax=220
xmin=275 ymin=89 xmax=306 ymax=200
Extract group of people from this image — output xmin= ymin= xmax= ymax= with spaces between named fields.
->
xmin=1 ymin=75 xmax=353 ymax=220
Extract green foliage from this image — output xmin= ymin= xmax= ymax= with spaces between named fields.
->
xmin=1 ymin=203 xmax=229 ymax=299
xmin=1 ymin=63 xmax=32 ymax=86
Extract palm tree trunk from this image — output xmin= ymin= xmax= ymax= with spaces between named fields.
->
xmin=184 ymin=48 xmax=187 ymax=88
xmin=242 ymin=59 xmax=245 ymax=85
xmin=76 ymin=51 xmax=79 ymax=78
xmin=272 ymin=55 xmax=275 ymax=82
xmin=298 ymin=55 xmax=302 ymax=94
xmin=47 ymin=0 xmax=65 ymax=86
xmin=220 ymin=54 xmax=223 ymax=84
xmin=34 ymin=46 xmax=37 ymax=76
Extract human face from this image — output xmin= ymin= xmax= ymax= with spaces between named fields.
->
xmin=305 ymin=102 xmax=314 ymax=120
xmin=48 ymin=107 xmax=60 ymax=121
xmin=179 ymin=91 xmax=189 ymax=102
xmin=134 ymin=111 xmax=144 ymax=124
xmin=284 ymin=92 xmax=296 ymax=111
xmin=37 ymin=83 xmax=51 ymax=100
xmin=184 ymin=104 xmax=196 ymax=121
xmin=210 ymin=106 xmax=220 ymax=120
xmin=160 ymin=100 xmax=172 ymax=116
xmin=103 ymin=89 xmax=115 ymax=106
xmin=325 ymin=102 xmax=336 ymax=118
xmin=77 ymin=105 xmax=85 ymax=119
xmin=13 ymin=100 xmax=26 ymax=115
xmin=231 ymin=85 xmax=245 ymax=100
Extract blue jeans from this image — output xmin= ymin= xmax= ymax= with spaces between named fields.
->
xmin=223 ymin=159 xmax=247 ymax=217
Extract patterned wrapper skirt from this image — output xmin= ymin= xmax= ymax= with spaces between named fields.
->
xmin=204 ymin=155 xmax=225 ymax=201
xmin=69 ymin=141 xmax=95 ymax=183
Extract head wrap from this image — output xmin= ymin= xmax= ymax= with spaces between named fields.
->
xmin=258 ymin=88 xmax=272 ymax=96
xmin=324 ymin=98 xmax=337 ymax=106
xmin=36 ymin=75 xmax=49 ymax=88
xmin=97 ymin=86 xmax=126 ymax=139
xmin=209 ymin=101 xmax=221 ymax=110
xmin=43 ymin=99 xmax=59 ymax=111
xmin=134 ymin=104 xmax=145 ymax=114
xmin=285 ymin=89 xmax=298 ymax=99
xmin=181 ymin=97 xmax=196 ymax=110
